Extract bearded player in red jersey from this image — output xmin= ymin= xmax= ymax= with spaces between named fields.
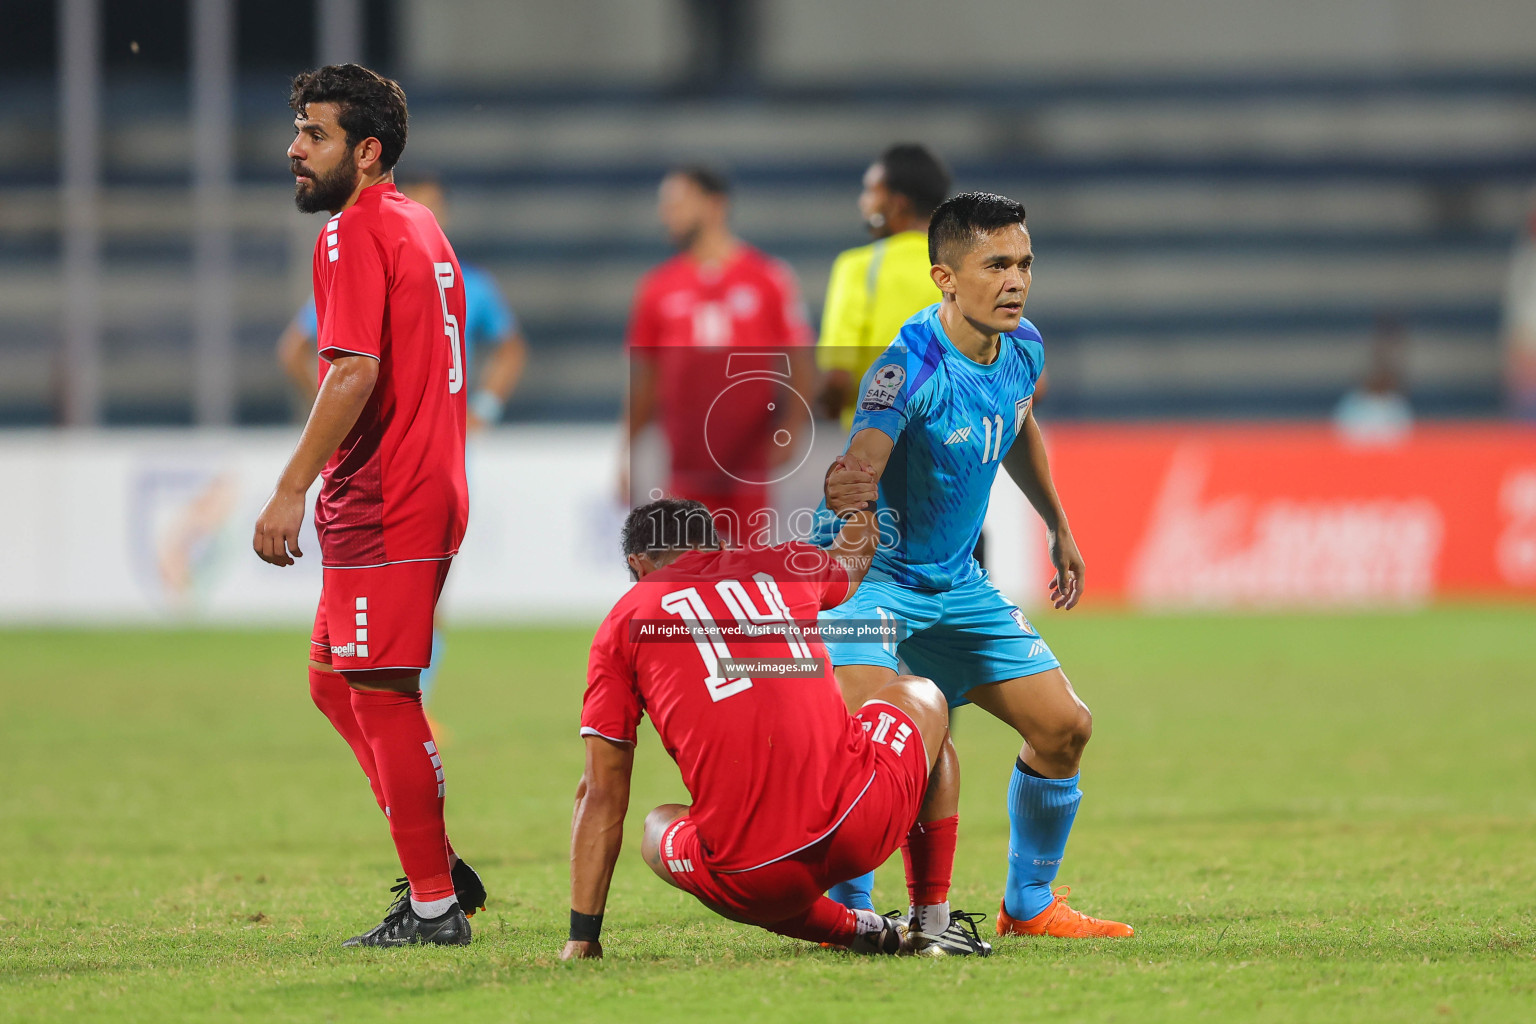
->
xmin=252 ymin=64 xmax=483 ymax=948
xmin=561 ymin=478 xmax=992 ymax=959
xmin=623 ymin=165 xmax=819 ymax=542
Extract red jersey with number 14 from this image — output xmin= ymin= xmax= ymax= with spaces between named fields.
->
xmin=581 ymin=542 xmax=877 ymax=873
xmin=311 ymin=182 xmax=469 ymax=567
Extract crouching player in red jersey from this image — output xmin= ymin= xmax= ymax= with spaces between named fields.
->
xmin=561 ymin=472 xmax=992 ymax=959
xmin=253 ymin=64 xmax=484 ymax=947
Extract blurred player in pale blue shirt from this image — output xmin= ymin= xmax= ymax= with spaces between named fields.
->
xmin=814 ymin=193 xmax=1133 ymax=941
xmin=276 ymin=175 xmax=528 ymax=710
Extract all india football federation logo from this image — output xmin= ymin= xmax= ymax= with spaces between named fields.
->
xmin=861 ymin=363 xmax=906 ymax=411
xmin=1009 ymin=606 xmax=1040 ymax=636
xmin=1015 ymin=396 xmax=1033 ymax=434
xmin=128 ymin=464 xmax=240 ymax=610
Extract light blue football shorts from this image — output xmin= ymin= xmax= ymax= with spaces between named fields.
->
xmin=818 ymin=571 xmax=1060 ymax=708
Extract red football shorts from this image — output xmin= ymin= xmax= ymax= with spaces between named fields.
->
xmin=309 ymin=558 xmax=452 ymax=675
xmin=659 ymin=699 xmax=930 ymax=925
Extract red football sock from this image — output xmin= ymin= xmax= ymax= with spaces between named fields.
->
xmin=309 ymin=666 xmax=385 ymax=812
xmin=901 ymin=813 xmax=958 ymax=907
xmin=349 ymin=687 xmax=455 ymax=904
xmin=766 ymin=896 xmax=859 ymax=945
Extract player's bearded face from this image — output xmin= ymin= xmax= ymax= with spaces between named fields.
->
xmin=292 ymin=147 xmax=359 ymax=214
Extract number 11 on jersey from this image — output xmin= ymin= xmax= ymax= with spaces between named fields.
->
xmin=433 ymin=261 xmax=464 ymax=394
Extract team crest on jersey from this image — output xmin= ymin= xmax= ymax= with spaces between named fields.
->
xmin=861 ymin=363 xmax=906 ymax=411
xmin=1015 ymin=396 xmax=1033 ymax=434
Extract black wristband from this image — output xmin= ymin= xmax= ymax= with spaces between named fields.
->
xmin=569 ymin=909 xmax=603 ymax=943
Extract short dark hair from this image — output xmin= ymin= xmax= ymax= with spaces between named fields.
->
xmin=621 ymin=498 xmax=720 ymax=558
xmin=668 ymin=164 xmax=731 ymax=198
xmin=877 ymin=143 xmax=951 ymax=218
xmin=928 ymin=191 xmax=1027 ymax=266
xmin=290 ymin=64 xmax=409 ymax=171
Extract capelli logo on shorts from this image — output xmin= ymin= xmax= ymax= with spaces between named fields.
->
xmin=330 ymin=642 xmax=357 ymax=658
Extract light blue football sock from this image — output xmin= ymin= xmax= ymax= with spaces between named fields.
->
xmin=828 ymin=872 xmax=876 ymax=912
xmin=419 ymin=629 xmax=445 ymax=707
xmin=1004 ymin=759 xmax=1082 ymax=921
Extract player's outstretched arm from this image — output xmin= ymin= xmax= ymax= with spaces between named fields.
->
xmin=252 ymin=354 xmax=378 ymax=566
xmin=1001 ymin=406 xmax=1085 ymax=610
xmin=563 ymin=735 xmax=635 ymax=961
xmin=828 ymin=507 xmax=882 ymax=598
xmin=845 ymin=427 xmax=896 ymax=484
xmin=467 ymin=328 xmax=527 ymax=430
xmin=823 ymin=454 xmax=881 ymax=596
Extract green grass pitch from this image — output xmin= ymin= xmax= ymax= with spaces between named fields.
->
xmin=3 ymin=607 xmax=1534 ymax=1022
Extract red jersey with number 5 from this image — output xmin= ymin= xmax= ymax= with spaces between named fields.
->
xmin=581 ymin=542 xmax=878 ymax=873
xmin=311 ymin=182 xmax=469 ymax=567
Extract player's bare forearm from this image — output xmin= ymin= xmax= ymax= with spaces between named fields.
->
xmin=252 ymin=355 xmax=377 ymax=566
xmin=625 ymin=359 xmax=658 ymax=442
xmin=824 ymin=455 xmax=880 ymax=595
xmin=278 ymin=355 xmax=378 ymax=493
xmin=481 ymin=331 xmax=527 ymax=401
xmin=1002 ymin=408 xmax=1067 ymax=533
xmin=276 ymin=326 xmax=318 ymax=404
xmin=845 ymin=427 xmax=896 ymax=482
xmin=1002 ymin=408 xmax=1085 ymax=609
xmin=568 ymin=738 xmax=634 ymax=917
xmin=830 ymin=508 xmax=880 ymax=593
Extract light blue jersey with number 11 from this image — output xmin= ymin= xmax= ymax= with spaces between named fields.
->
xmin=852 ymin=303 xmax=1045 ymax=592
xmin=817 ymin=302 xmax=1058 ymax=706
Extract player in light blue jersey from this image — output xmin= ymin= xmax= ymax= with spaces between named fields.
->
xmin=817 ymin=192 xmax=1133 ymax=941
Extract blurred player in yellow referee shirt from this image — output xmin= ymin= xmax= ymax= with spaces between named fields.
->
xmin=816 ymin=144 xmax=952 ymax=427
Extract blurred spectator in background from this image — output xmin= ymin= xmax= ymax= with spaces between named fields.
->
xmin=1500 ymin=196 xmax=1536 ymax=420
xmin=678 ymin=0 xmax=760 ymax=94
xmin=816 ymin=143 xmax=951 ymax=428
xmin=277 ymin=173 xmax=527 ymax=427
xmin=623 ymin=165 xmax=817 ymax=543
xmin=1334 ymin=316 xmax=1413 ymax=443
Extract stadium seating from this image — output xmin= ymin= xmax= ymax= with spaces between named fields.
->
xmin=1 ymin=71 xmax=1532 ymax=424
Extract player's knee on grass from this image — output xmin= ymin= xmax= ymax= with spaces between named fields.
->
xmin=641 ymin=804 xmax=689 ymax=888
xmin=866 ymin=674 xmax=948 ymax=772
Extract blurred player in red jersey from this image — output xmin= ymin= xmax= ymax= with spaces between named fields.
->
xmin=252 ymin=64 xmax=483 ymax=948
xmin=623 ymin=165 xmax=819 ymax=544
xmin=561 ymin=472 xmax=993 ymax=959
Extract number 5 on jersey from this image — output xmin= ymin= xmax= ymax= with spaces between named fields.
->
xmin=433 ymin=261 xmax=464 ymax=394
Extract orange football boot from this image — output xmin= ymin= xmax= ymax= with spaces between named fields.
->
xmin=996 ymin=886 xmax=1134 ymax=938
